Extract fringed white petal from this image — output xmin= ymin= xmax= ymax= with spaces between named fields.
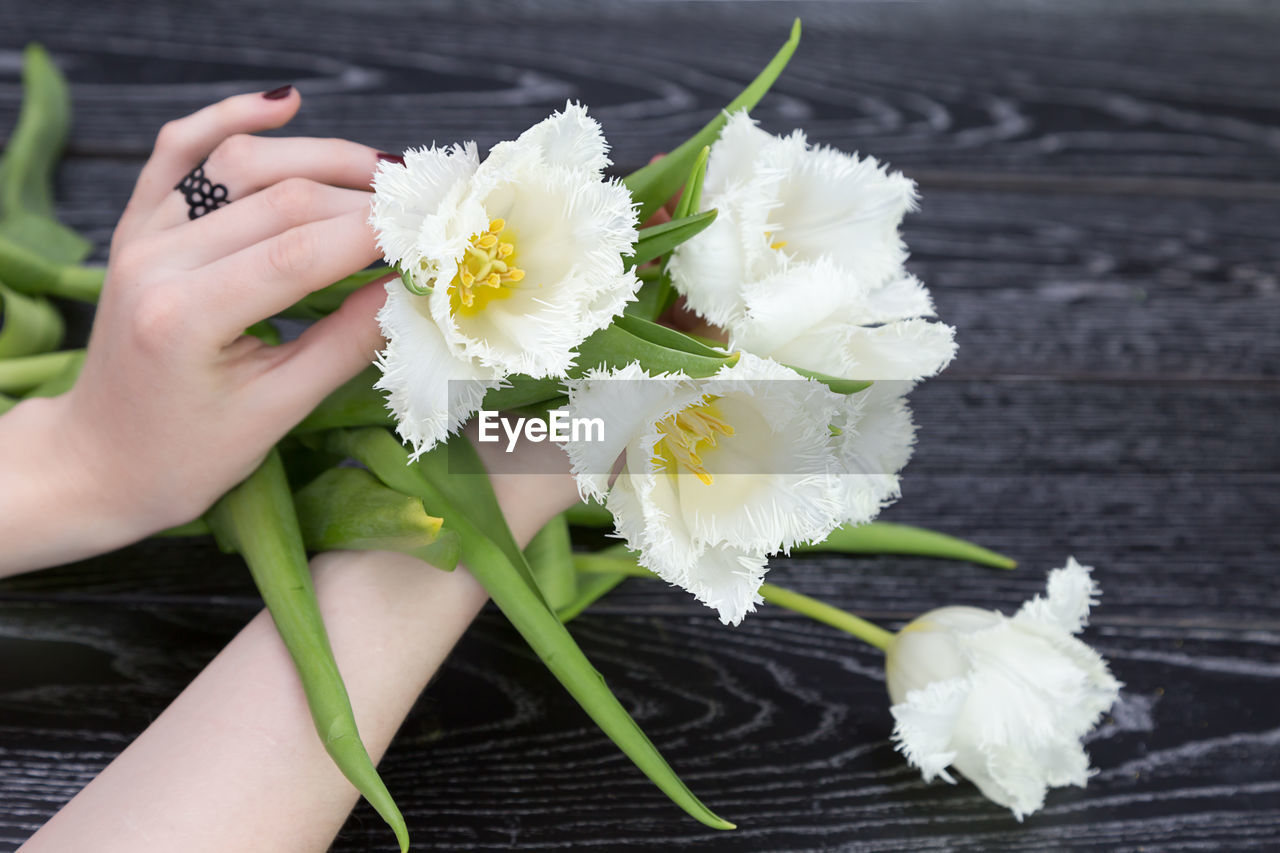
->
xmin=862 ymin=273 xmax=937 ymax=323
xmin=374 ymin=281 xmax=501 ymax=458
xmin=511 ymin=100 xmax=612 ymax=176
xmin=831 ymin=318 xmax=957 ymax=382
xmin=1015 ymin=557 xmax=1100 ymax=635
xmin=833 ymin=383 xmax=916 ymax=524
xmin=679 ymin=544 xmax=769 ymax=627
xmin=702 ymin=110 xmax=774 ymax=197
xmin=761 ymin=131 xmax=917 ymax=285
xmin=890 ymin=676 xmax=969 ymax=784
xmin=369 ymin=142 xmax=479 ymax=272
xmin=666 ymin=179 xmax=776 ymax=328
xmin=884 ymin=564 xmax=1121 ymax=820
xmin=561 ymin=363 xmax=690 ymax=502
xmin=566 ymin=354 xmax=858 ymax=625
xmin=431 ymin=162 xmax=638 ymax=377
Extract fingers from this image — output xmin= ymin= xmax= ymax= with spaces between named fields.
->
xmin=198 ymin=206 xmax=382 ymax=337
xmin=157 ymin=179 xmax=372 ymax=270
xmin=254 ymin=279 xmax=389 ymax=420
xmin=145 ymin=135 xmax=389 ymax=232
xmin=116 ymin=87 xmax=301 ymax=241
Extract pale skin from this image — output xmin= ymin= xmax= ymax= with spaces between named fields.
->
xmin=0 ymin=89 xmax=582 ymax=850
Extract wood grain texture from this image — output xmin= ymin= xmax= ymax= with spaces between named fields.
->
xmin=3 ymin=0 xmax=1280 ymax=182
xmin=1 ymin=0 xmax=1278 ymax=850
xmin=2 ymin=601 xmax=1278 ymax=851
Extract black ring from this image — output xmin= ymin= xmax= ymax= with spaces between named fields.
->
xmin=174 ymin=162 xmax=230 ymax=219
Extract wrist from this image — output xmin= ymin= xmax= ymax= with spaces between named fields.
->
xmin=0 ymin=395 xmax=122 ymax=574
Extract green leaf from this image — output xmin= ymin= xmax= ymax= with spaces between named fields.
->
xmin=0 ymin=392 xmax=14 ymax=415
xmin=574 ymin=322 xmax=737 ymax=378
xmin=293 ymin=467 xmax=459 ymax=571
xmin=649 ymin=145 xmax=713 ymax=318
xmin=795 ymin=521 xmax=1017 ymax=570
xmin=281 ymin=267 xmax=393 ymax=319
xmin=785 ymin=366 xmax=872 ymax=395
xmin=481 ymin=375 xmax=566 ymax=412
xmin=624 ymin=209 xmax=718 ymax=271
xmin=562 ymin=500 xmax=614 ymax=528
xmin=23 ymin=348 xmax=83 ymax=398
xmin=0 ymin=45 xmax=92 ymax=265
xmin=613 ymin=313 xmax=730 ymax=359
xmin=525 ymin=514 xmax=577 ymax=611
xmin=245 ymin=319 xmax=280 ymax=345
xmin=293 ymin=365 xmax=393 ymax=434
xmin=671 ymin=146 xmax=711 ymax=223
xmin=623 ymin=18 xmax=802 ymax=222
xmin=206 ymin=450 xmax=410 ymax=852
xmin=0 ymin=348 xmax=82 ymax=394
xmin=320 ymin=427 xmax=733 ymax=830
xmin=0 ymin=282 xmax=63 ymax=358
xmin=0 ymin=236 xmax=103 ymax=302
xmin=558 ymin=570 xmax=627 ymax=624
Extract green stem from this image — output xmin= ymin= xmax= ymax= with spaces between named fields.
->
xmin=206 ymin=451 xmax=409 ymax=852
xmin=757 ymin=583 xmax=893 ymax=652
xmin=574 ymin=552 xmax=894 ymax=651
xmin=0 ymin=348 xmax=83 ymax=394
xmin=52 ymin=264 xmax=105 ymax=303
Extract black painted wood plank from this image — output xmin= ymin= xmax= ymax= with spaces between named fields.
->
xmin=2 ymin=0 xmax=1278 ymax=181
xmin=1 ymin=601 xmax=1277 ymax=851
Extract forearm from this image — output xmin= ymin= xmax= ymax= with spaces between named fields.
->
xmin=0 ymin=396 xmax=141 ymax=578
xmin=20 ymin=458 xmax=579 ymax=853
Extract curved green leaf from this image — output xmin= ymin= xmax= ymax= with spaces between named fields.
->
xmin=0 ymin=348 xmax=82 ymax=394
xmin=625 ymin=209 xmax=717 ymax=271
xmin=0 ymin=45 xmax=91 ymax=265
xmin=525 ymin=513 xmax=577 ymax=611
xmin=623 ymin=19 xmax=801 ymax=222
xmin=206 ymin=451 xmax=409 ymax=852
xmin=322 ymin=427 xmax=733 ymax=830
xmin=796 ymin=521 xmax=1017 ymax=570
xmin=0 ymin=282 xmax=63 ymax=358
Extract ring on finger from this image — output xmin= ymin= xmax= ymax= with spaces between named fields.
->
xmin=174 ymin=161 xmax=231 ymax=219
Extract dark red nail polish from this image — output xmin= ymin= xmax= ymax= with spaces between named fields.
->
xmin=263 ymin=84 xmax=293 ymax=100
xmin=377 ymin=152 xmax=406 ymax=166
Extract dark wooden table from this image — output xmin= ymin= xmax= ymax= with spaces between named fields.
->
xmin=2 ymin=1 xmax=1278 ymax=850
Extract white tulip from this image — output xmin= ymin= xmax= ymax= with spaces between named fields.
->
xmin=667 ymin=111 xmax=954 ymax=383
xmin=369 ymin=103 xmax=639 ymax=456
xmin=886 ymin=558 xmax=1122 ymax=819
xmin=561 ymin=354 xmax=916 ymax=625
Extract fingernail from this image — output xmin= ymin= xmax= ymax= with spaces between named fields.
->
xmin=376 ymin=152 xmax=406 ymax=166
xmin=263 ymin=84 xmax=293 ymax=100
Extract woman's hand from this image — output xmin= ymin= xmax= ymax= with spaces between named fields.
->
xmin=1 ymin=87 xmax=393 ymax=572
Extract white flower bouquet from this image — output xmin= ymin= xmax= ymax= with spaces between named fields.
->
xmin=0 ymin=23 xmax=1119 ymax=850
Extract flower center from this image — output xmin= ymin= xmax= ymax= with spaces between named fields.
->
xmin=765 ymin=229 xmax=788 ymax=251
xmin=652 ymin=398 xmax=735 ymax=486
xmin=448 ymin=218 xmax=526 ymax=316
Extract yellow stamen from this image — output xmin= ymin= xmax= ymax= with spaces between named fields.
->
xmin=446 ymin=218 xmax=529 ymax=316
xmin=652 ymin=397 xmax=733 ymax=485
xmin=770 ymin=240 xmax=788 ymax=250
